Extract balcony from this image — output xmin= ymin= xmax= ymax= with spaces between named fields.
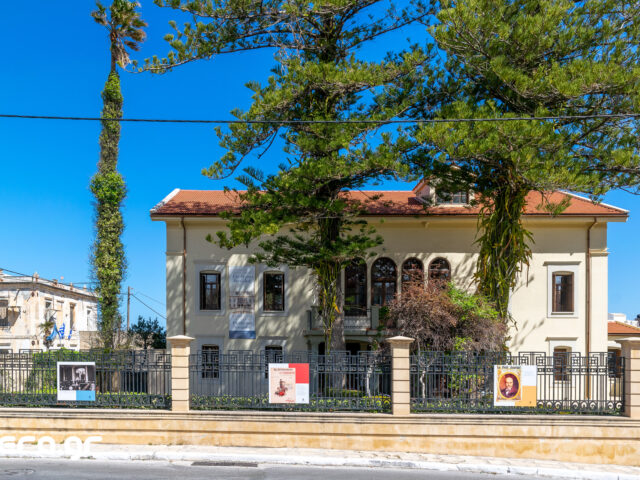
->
xmin=307 ymin=306 xmax=383 ymax=334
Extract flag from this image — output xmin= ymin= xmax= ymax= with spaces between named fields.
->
xmin=67 ymin=328 xmax=73 ymax=340
xmin=59 ymin=324 xmax=65 ymax=339
xmin=46 ymin=324 xmax=59 ymax=342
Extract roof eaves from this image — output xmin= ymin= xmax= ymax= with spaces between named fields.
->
xmin=561 ymin=191 xmax=629 ymax=215
xmin=150 ymin=188 xmax=181 ymax=215
xmin=608 ymin=321 xmax=640 ymax=334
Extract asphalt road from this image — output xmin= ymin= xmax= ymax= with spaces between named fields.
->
xmin=0 ymin=458 xmax=544 ymax=479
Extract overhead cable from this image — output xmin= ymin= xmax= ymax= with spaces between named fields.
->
xmin=131 ymin=294 xmax=167 ymax=320
xmin=1 ymin=112 xmax=639 ymax=125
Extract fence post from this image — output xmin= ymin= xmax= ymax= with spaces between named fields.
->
xmin=388 ymin=336 xmax=414 ymax=416
xmin=167 ymin=335 xmax=194 ymax=412
xmin=619 ymin=337 xmax=640 ymax=419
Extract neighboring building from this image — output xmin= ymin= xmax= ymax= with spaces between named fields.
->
xmin=608 ymin=320 xmax=640 ymax=352
xmin=0 ymin=271 xmax=98 ymax=353
xmin=151 ymin=182 xmax=628 ymax=357
xmin=607 ymin=320 xmax=640 ymax=393
xmin=608 ymin=312 xmax=639 ymax=327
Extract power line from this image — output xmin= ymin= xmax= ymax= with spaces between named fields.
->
xmin=1 ymin=112 xmax=639 ymax=125
xmin=0 ymin=266 xmax=30 ymax=277
xmin=131 ymin=293 xmax=166 ymax=320
xmin=132 ymin=289 xmax=166 ymax=307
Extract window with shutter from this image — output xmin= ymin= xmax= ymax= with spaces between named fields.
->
xmin=0 ymin=299 xmax=8 ymax=327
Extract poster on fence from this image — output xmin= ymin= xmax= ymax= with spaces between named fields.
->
xmin=493 ymin=365 xmax=536 ymax=407
xmin=57 ymin=362 xmax=96 ymax=401
xmin=268 ymin=363 xmax=309 ymax=404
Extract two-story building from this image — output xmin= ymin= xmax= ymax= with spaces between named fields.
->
xmin=151 ymin=182 xmax=628 ymax=359
xmin=0 ymin=271 xmax=98 ymax=352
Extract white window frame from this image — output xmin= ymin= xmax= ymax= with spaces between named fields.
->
xmin=196 ymin=336 xmax=225 ymax=354
xmin=260 ymin=337 xmax=287 ymax=354
xmin=195 ymin=263 xmax=227 ymax=317
xmin=546 ymin=263 xmax=579 ymax=319
xmin=258 ymin=265 xmax=288 ymax=316
xmin=436 ymin=190 xmax=470 ymax=205
xmin=547 ymin=338 xmax=577 ymax=356
xmin=86 ymin=307 xmax=96 ymax=331
xmin=69 ymin=303 xmax=76 ymax=331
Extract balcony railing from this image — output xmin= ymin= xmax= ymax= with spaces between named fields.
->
xmin=307 ymin=306 xmax=381 ymax=332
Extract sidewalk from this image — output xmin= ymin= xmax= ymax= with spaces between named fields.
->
xmin=1 ymin=444 xmax=639 ymax=479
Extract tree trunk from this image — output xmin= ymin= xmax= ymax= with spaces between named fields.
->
xmin=91 ymin=70 xmax=126 ymax=349
xmin=316 ymin=260 xmax=345 ymax=353
xmin=475 ymin=167 xmax=531 ymax=321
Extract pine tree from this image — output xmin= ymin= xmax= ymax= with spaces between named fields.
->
xmin=399 ymin=0 xmax=640 ymax=317
xmin=150 ymin=0 xmax=427 ymax=350
xmin=90 ymin=0 xmax=146 ymax=348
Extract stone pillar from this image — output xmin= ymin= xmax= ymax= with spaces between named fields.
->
xmin=619 ymin=337 xmax=640 ymax=419
xmin=167 ymin=335 xmax=194 ymax=412
xmin=388 ymin=336 xmax=414 ymax=416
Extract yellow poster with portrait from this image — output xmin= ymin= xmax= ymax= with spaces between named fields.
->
xmin=493 ymin=365 xmax=536 ymax=407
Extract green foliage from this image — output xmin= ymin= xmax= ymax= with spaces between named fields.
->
xmin=386 ymin=281 xmax=505 ymax=352
xmin=474 ymin=186 xmax=532 ymax=318
xmin=25 ymin=349 xmax=93 ymax=392
xmin=128 ymin=316 xmax=166 ymax=350
xmin=90 ymin=2 xmax=146 ymax=349
xmin=447 ymin=284 xmax=499 ymax=325
xmin=92 ymin=0 xmax=147 ymax=71
xmin=0 ymin=392 xmax=170 ymax=410
xmin=38 ymin=319 xmax=55 ymax=349
xmin=190 ymin=394 xmax=391 ymax=412
xmin=152 ymin=0 xmax=426 ymax=351
xmin=397 ymin=0 xmax=640 ymax=317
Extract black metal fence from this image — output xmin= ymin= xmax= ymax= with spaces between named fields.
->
xmin=0 ymin=350 xmax=171 ymax=409
xmin=411 ymin=351 xmax=624 ymax=415
xmin=190 ymin=350 xmax=391 ymax=412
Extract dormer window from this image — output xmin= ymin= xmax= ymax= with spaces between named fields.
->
xmin=436 ymin=191 xmax=469 ymax=205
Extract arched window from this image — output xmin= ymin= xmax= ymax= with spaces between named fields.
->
xmin=344 ymin=259 xmax=367 ymax=316
xmin=401 ymin=258 xmax=424 ymax=291
xmin=371 ymin=258 xmax=397 ymax=306
xmin=428 ymin=258 xmax=451 ymax=283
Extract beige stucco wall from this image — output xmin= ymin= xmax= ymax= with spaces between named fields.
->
xmin=509 ymin=222 xmax=609 ymax=354
xmin=157 ymin=215 xmax=617 ymax=355
xmin=0 ymin=409 xmax=638 ymax=466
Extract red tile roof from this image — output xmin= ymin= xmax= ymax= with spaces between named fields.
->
xmin=150 ymin=189 xmax=628 ymax=218
xmin=608 ymin=321 xmax=640 ymax=336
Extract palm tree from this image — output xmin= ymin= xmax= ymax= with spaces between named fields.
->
xmin=90 ymin=1 xmax=146 ymax=349
xmin=91 ymin=0 xmax=147 ymax=72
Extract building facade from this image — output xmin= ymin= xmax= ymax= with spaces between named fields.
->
xmin=151 ymin=183 xmax=628 ymax=358
xmin=0 ymin=271 xmax=98 ymax=352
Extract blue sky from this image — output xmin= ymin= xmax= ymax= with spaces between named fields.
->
xmin=0 ymin=1 xmax=638 ymax=327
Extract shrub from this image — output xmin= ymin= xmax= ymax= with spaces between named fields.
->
xmin=386 ymin=281 xmax=506 ymax=352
